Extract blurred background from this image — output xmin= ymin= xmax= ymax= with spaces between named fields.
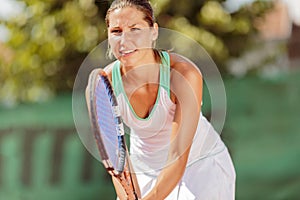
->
xmin=0 ymin=0 xmax=299 ymax=199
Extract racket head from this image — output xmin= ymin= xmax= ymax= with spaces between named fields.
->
xmin=89 ymin=70 xmax=126 ymax=174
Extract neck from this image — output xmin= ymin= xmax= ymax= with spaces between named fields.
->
xmin=121 ymin=63 xmax=160 ymax=83
xmin=120 ymin=50 xmax=160 ymax=83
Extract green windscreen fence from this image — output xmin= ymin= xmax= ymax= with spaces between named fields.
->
xmin=0 ymin=95 xmax=115 ymax=200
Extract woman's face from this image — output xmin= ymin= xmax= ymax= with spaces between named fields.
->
xmin=107 ymin=6 xmax=157 ymax=66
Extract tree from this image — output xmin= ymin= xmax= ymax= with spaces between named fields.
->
xmin=1 ymin=0 xmax=105 ymax=106
xmin=152 ymin=0 xmax=273 ymax=66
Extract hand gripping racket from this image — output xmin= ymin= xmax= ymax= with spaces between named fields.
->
xmin=87 ymin=69 xmax=139 ymax=200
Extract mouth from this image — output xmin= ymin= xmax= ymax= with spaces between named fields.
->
xmin=119 ymin=49 xmax=137 ymax=57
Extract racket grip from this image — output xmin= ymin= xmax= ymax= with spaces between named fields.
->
xmin=119 ymin=172 xmax=139 ymax=200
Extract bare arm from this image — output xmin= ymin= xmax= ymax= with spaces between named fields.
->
xmin=142 ymin=60 xmax=203 ymax=199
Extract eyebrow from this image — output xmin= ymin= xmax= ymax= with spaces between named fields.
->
xmin=109 ymin=22 xmax=142 ymax=29
xmin=128 ymin=24 xmax=137 ymax=28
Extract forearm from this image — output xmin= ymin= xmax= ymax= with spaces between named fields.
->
xmin=112 ymin=176 xmax=128 ymax=200
xmin=112 ymin=162 xmax=141 ymax=200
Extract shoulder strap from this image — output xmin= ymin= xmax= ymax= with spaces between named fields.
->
xmin=112 ymin=61 xmax=122 ymax=96
xmin=160 ymin=51 xmax=171 ymax=97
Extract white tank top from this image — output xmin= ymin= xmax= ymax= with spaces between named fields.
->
xmin=112 ymin=51 xmax=223 ymax=176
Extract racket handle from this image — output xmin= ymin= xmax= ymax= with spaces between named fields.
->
xmin=116 ymin=172 xmax=139 ymax=200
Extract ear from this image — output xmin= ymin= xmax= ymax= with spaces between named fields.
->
xmin=152 ymin=23 xmax=159 ymax=41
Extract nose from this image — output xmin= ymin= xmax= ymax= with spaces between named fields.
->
xmin=120 ymin=31 xmax=132 ymax=46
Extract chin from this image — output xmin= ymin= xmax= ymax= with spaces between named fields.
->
xmin=119 ymin=52 xmax=139 ymax=65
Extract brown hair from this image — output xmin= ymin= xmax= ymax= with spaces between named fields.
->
xmin=105 ymin=0 xmax=162 ymax=63
xmin=105 ymin=0 xmax=155 ymax=28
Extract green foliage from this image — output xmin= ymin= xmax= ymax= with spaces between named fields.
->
xmin=153 ymin=0 xmax=273 ymax=64
xmin=1 ymin=0 xmax=105 ymax=106
xmin=0 ymin=0 xmax=273 ymax=106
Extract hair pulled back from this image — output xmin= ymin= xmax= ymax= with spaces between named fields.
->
xmin=105 ymin=0 xmax=155 ymax=27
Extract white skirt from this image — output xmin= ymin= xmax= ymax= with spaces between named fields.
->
xmin=136 ymin=143 xmax=236 ymax=200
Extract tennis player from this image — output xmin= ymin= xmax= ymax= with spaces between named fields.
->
xmin=101 ymin=0 xmax=236 ymax=199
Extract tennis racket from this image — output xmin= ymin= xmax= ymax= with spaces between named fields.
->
xmin=87 ymin=69 xmax=139 ymax=200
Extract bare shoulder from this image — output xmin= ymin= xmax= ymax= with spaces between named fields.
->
xmin=169 ymin=52 xmax=202 ymax=87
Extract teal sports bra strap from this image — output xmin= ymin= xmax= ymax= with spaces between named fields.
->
xmin=112 ymin=61 xmax=122 ymax=96
xmin=160 ymin=51 xmax=171 ymax=97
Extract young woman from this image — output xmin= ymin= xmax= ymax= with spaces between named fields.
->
xmin=89 ymin=0 xmax=236 ymax=199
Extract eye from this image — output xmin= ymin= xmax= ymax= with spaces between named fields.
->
xmin=110 ymin=29 xmax=122 ymax=34
xmin=131 ymin=27 xmax=141 ymax=32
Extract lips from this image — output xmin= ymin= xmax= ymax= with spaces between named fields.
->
xmin=119 ymin=49 xmax=137 ymax=57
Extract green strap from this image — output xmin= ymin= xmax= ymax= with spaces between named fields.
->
xmin=112 ymin=61 xmax=122 ymax=96
xmin=160 ymin=51 xmax=170 ymax=97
